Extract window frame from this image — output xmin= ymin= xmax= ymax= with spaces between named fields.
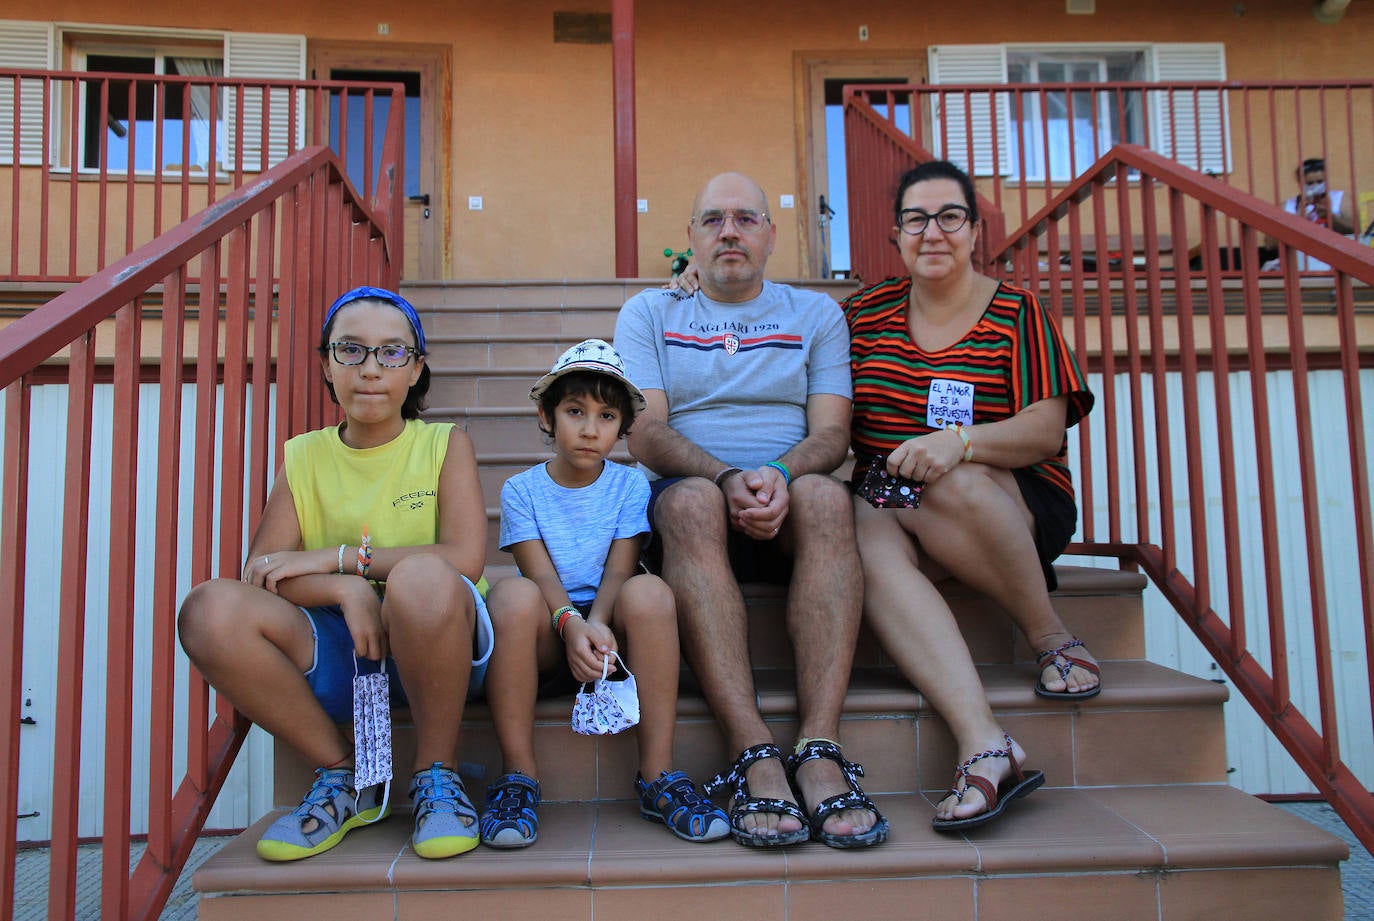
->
xmin=928 ymin=41 xmax=1229 ymax=180
xmin=68 ymin=34 xmax=226 ymax=175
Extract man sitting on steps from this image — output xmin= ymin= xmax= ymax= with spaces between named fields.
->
xmin=613 ymin=171 xmax=887 ymax=849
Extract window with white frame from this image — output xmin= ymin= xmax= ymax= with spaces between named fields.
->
xmin=1006 ymin=49 xmax=1147 ymax=181
xmin=0 ymin=21 xmax=305 ymax=172
xmin=73 ymin=39 xmax=225 ymax=171
xmin=928 ymin=42 xmax=1227 ymax=180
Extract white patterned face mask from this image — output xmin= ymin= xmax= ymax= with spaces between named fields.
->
xmin=571 ymin=652 xmax=640 ymax=736
xmin=353 ymin=659 xmax=393 ymax=791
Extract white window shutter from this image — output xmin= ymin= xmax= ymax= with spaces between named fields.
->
xmin=0 ymin=20 xmax=54 ymax=165
xmin=223 ymin=32 xmax=306 ymax=170
xmin=927 ymin=45 xmax=1009 ymax=177
xmin=1151 ymin=43 xmax=1228 ymax=174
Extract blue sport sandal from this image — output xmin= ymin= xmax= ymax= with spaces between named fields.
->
xmin=407 ymin=762 xmax=481 ymax=859
xmin=256 ymin=767 xmax=388 ymax=862
xmin=480 ymin=772 xmax=541 ymax=848
xmin=637 ymin=770 xmax=730 ymax=843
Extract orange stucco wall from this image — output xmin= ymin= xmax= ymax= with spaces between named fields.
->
xmin=12 ymin=0 xmax=1374 ymax=281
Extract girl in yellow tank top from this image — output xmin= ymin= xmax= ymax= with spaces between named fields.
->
xmin=177 ymin=286 xmax=497 ymax=862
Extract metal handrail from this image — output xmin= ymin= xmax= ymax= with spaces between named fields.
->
xmin=0 ymin=144 xmax=397 ymax=921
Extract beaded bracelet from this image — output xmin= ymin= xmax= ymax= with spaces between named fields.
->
xmin=765 ymin=460 xmax=792 ymax=485
xmin=552 ymin=605 xmax=581 ymax=638
xmin=337 ymin=543 xmax=348 ymax=574
xmin=356 ymin=526 xmax=372 ymax=577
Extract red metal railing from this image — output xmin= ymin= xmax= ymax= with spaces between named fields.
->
xmin=848 ymin=88 xmax=1374 ymax=854
xmin=1023 ymin=145 xmax=1374 ymax=856
xmin=0 ymin=144 xmax=397 ymax=920
xmin=844 ymin=80 xmax=1374 ymax=286
xmin=1 ymin=69 xmax=406 ymax=282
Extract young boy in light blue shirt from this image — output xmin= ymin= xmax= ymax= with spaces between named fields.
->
xmin=480 ymin=339 xmax=728 ymax=848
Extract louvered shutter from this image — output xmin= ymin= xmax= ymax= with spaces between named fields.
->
xmin=223 ymin=32 xmax=305 ymax=171
xmin=1151 ymin=44 xmax=1228 ymax=174
xmin=0 ymin=21 xmax=54 ymax=165
xmin=927 ymin=45 xmax=1010 ymax=177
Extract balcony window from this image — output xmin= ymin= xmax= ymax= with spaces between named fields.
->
xmin=79 ymin=51 xmax=225 ymax=172
xmin=1006 ymin=51 xmax=1146 ymax=181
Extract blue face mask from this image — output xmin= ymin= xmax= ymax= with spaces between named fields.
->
xmin=1304 ymin=181 xmax=1327 ymax=199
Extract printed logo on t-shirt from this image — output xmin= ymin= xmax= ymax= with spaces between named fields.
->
xmin=392 ymin=489 xmax=436 ymax=511
xmin=926 ymin=378 xmax=974 ymax=429
xmin=664 ymin=328 xmax=802 ymax=354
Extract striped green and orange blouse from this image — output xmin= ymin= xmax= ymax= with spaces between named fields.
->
xmin=842 ymin=276 xmax=1095 ymax=500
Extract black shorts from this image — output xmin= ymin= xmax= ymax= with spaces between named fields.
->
xmin=645 ymin=476 xmax=794 ymax=584
xmin=1011 ymin=469 xmax=1078 ymax=593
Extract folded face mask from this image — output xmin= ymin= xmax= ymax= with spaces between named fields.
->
xmin=571 ymin=652 xmax=640 ymax=736
xmin=353 ymin=659 xmax=393 ymax=790
xmin=856 ymin=457 xmax=924 ymax=510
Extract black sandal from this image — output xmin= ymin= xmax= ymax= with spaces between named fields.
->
xmin=706 ymin=743 xmax=811 ymax=848
xmin=786 ymin=738 xmax=890 ymax=849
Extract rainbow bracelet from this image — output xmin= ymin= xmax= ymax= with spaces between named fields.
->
xmin=356 ymin=525 xmax=372 ymax=577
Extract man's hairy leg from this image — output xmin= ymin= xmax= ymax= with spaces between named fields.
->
xmin=783 ymin=474 xmax=878 ymax=839
xmin=655 ymin=478 xmax=802 ymax=839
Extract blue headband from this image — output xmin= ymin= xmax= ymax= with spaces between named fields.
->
xmin=323 ymin=285 xmax=426 ymax=353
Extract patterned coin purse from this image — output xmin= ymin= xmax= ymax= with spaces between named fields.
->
xmin=571 ymin=652 xmax=640 ymax=736
xmin=353 ymin=657 xmax=394 ymax=791
xmin=856 ymin=456 xmax=924 ymax=509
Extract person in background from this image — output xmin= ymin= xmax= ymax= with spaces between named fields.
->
xmin=1263 ymin=157 xmax=1356 ymax=271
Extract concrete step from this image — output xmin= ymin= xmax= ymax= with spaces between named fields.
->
xmin=193 ymin=784 xmax=1347 ymax=921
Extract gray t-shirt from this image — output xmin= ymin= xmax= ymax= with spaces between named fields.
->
xmin=613 ymin=281 xmax=852 ymax=475
xmin=499 ymin=460 xmax=650 ymax=604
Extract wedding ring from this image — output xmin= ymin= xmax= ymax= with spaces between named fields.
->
xmin=263 ymin=556 xmax=271 ymax=566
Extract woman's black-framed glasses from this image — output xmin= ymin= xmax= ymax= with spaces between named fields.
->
xmin=328 ymin=341 xmax=419 ymax=368
xmin=897 ymin=205 xmax=971 ymax=236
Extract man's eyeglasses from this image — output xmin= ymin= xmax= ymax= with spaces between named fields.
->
xmin=328 ymin=341 xmax=419 ymax=368
xmin=691 ymin=209 xmax=771 ymax=234
xmin=897 ymin=205 xmax=972 ymax=236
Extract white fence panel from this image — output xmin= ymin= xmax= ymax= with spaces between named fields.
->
xmin=3 ymin=381 xmax=275 ymax=840
xmin=1065 ymin=367 xmax=1374 ymax=795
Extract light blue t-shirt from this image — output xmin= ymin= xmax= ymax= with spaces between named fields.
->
xmin=498 ymin=460 xmax=650 ymax=604
xmin=614 ymin=281 xmax=853 ymax=475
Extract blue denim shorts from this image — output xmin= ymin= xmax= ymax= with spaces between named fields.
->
xmin=302 ymin=575 xmax=494 ymax=723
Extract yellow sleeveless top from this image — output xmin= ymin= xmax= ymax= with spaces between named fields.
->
xmin=284 ymin=418 xmax=455 ymax=556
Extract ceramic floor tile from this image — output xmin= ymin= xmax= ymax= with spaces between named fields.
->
xmin=400 ymin=886 xmax=593 ymax=921
xmin=952 ymin=788 xmax=1164 ymax=874
xmin=1157 ymin=866 xmax=1344 ymax=921
xmin=593 ymin=882 xmax=786 ymax=921
xmin=1087 ymin=784 xmax=1350 ymax=867
xmin=789 ymin=876 xmax=975 ymax=921
xmin=196 ymin=891 xmax=396 ymax=921
xmin=975 ymin=871 xmax=1160 ymax=921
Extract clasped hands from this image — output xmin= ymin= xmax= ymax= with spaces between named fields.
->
xmin=720 ymin=464 xmax=789 ymax=541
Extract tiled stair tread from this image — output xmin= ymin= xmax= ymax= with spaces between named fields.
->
xmin=193 ymin=785 xmax=1346 ymax=896
xmin=369 ymin=660 xmax=1221 ymax=729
